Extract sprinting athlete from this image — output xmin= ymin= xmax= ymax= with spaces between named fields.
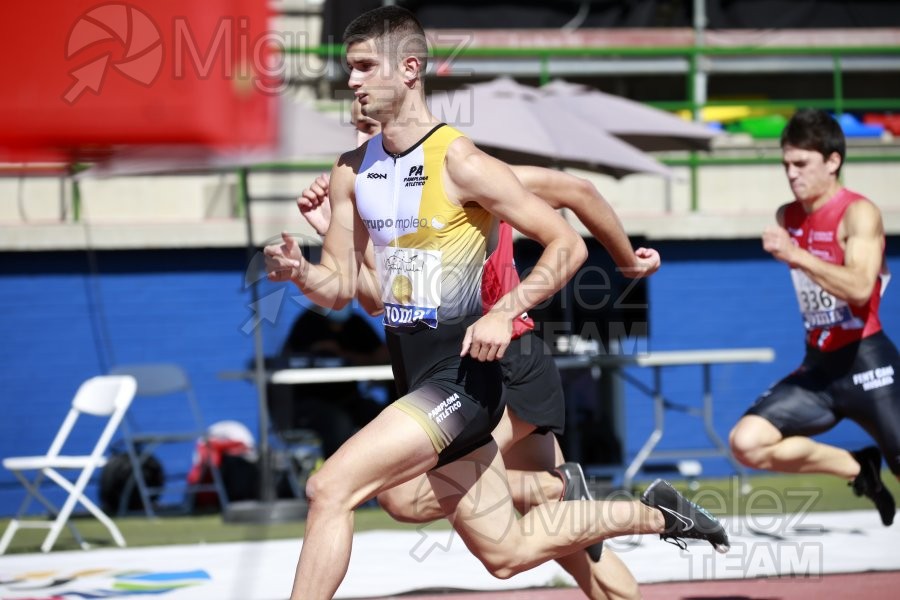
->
xmin=298 ymin=102 xmax=661 ymax=599
xmin=730 ymin=108 xmax=898 ymax=527
xmin=265 ymin=7 xmax=729 ymax=599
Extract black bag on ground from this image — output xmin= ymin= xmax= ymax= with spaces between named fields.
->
xmin=99 ymin=451 xmax=165 ymax=513
xmin=219 ymin=453 xmax=260 ymax=502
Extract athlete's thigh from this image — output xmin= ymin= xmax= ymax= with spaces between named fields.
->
xmin=394 ymin=374 xmax=502 ymax=468
xmin=316 ymin=403 xmax=439 ymax=506
xmin=492 ymin=406 xmax=539 ymax=455
xmin=501 ymin=428 xmax=561 ymax=512
xmin=377 ymin=407 xmax=528 ymax=525
xmin=744 ymin=369 xmax=839 ymax=437
xmin=502 ymin=421 xmax=560 ymax=471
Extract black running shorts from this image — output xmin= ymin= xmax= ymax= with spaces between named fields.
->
xmin=501 ymin=333 xmax=565 ymax=435
xmin=386 ymin=316 xmax=504 ymax=467
xmin=745 ymin=330 xmax=900 ymax=474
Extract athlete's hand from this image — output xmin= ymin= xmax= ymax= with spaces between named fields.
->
xmin=297 ymin=172 xmax=332 ymax=236
xmin=620 ymin=247 xmax=661 ymax=278
xmin=461 ymin=311 xmax=512 ymax=362
xmin=264 ymin=231 xmax=307 ymax=282
xmin=762 ymin=226 xmax=798 ymax=265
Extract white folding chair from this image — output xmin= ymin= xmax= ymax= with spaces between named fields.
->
xmin=0 ymin=375 xmax=136 ymax=554
xmin=108 ymin=363 xmax=229 ymax=517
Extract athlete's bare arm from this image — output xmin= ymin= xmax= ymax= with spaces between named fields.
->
xmin=444 ymin=138 xmax=588 ymax=361
xmin=510 ymin=165 xmax=660 ymax=278
xmin=356 ymin=251 xmax=384 ymax=316
xmin=297 ymin=172 xmax=332 ymax=237
xmin=264 ymin=150 xmax=370 ymax=308
xmin=297 ymin=168 xmax=383 ymax=315
xmin=763 ymin=199 xmax=884 ymax=306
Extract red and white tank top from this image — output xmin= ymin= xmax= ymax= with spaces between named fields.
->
xmin=783 ymin=188 xmax=887 ymax=350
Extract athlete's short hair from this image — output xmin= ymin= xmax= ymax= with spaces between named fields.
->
xmin=781 ymin=108 xmax=846 ymax=176
xmin=343 ymin=6 xmax=428 ymax=73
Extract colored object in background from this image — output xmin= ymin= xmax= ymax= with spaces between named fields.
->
xmin=0 ymin=376 xmax=137 ymax=554
xmin=726 ymin=114 xmax=788 ymax=139
xmin=0 ymin=1 xmax=277 ymax=161
xmin=837 ymin=113 xmax=885 ymax=138
xmin=864 ymin=113 xmax=900 ymax=136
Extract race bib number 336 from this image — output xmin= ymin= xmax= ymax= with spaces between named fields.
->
xmin=790 ymin=269 xmax=853 ymax=329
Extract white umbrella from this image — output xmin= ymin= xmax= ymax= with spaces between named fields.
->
xmin=541 ymin=79 xmax=719 ymax=152
xmin=428 ymin=78 xmax=672 ymax=179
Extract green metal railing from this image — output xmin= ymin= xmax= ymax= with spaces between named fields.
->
xmin=291 ymin=43 xmax=900 ymax=111
xmin=285 ymin=43 xmax=900 ymax=212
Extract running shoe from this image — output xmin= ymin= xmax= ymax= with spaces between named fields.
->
xmin=553 ymin=462 xmax=604 ymax=561
xmin=640 ymin=478 xmax=730 ymax=554
xmin=850 ymin=446 xmax=895 ymax=526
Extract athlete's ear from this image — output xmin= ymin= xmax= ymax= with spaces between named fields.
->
xmin=825 ymin=151 xmax=842 ymax=176
xmin=401 ymin=55 xmax=422 ymax=86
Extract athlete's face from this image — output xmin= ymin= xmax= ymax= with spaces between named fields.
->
xmin=346 ymin=38 xmax=402 ymax=126
xmin=782 ymin=144 xmax=841 ymax=204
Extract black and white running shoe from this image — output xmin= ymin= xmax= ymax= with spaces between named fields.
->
xmin=553 ymin=462 xmax=604 ymax=561
xmin=640 ymin=478 xmax=730 ymax=554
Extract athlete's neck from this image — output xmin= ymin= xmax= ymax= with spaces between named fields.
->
xmin=802 ymin=180 xmax=844 ymax=213
xmin=380 ymin=93 xmax=440 ymax=156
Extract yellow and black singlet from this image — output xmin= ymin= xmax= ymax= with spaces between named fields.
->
xmin=354 ymin=124 xmax=493 ymax=331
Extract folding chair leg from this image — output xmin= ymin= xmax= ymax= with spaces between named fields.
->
xmin=11 ymin=470 xmax=44 ymax=518
xmin=0 ymin=520 xmax=20 ymax=554
xmin=10 ymin=470 xmax=89 ymax=551
xmin=124 ymin=442 xmax=157 ymax=518
xmin=65 ymin=519 xmax=89 ymax=550
xmin=206 ymin=445 xmax=230 ymax=511
xmin=45 ymin=468 xmax=126 ymax=552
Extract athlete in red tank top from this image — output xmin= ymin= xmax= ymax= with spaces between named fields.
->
xmin=731 ymin=109 xmax=898 ymax=528
xmin=783 ymin=188 xmax=887 ymax=350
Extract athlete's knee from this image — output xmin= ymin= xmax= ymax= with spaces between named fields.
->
xmin=730 ymin=434 xmax=763 ymax=467
xmin=729 ymin=419 xmax=773 ymax=467
xmin=474 ymin=545 xmax=529 ymax=579
xmin=478 ymin=554 xmax=519 ymax=580
xmin=305 ymin=464 xmax=354 ymax=512
xmin=304 ymin=471 xmax=331 ymax=508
